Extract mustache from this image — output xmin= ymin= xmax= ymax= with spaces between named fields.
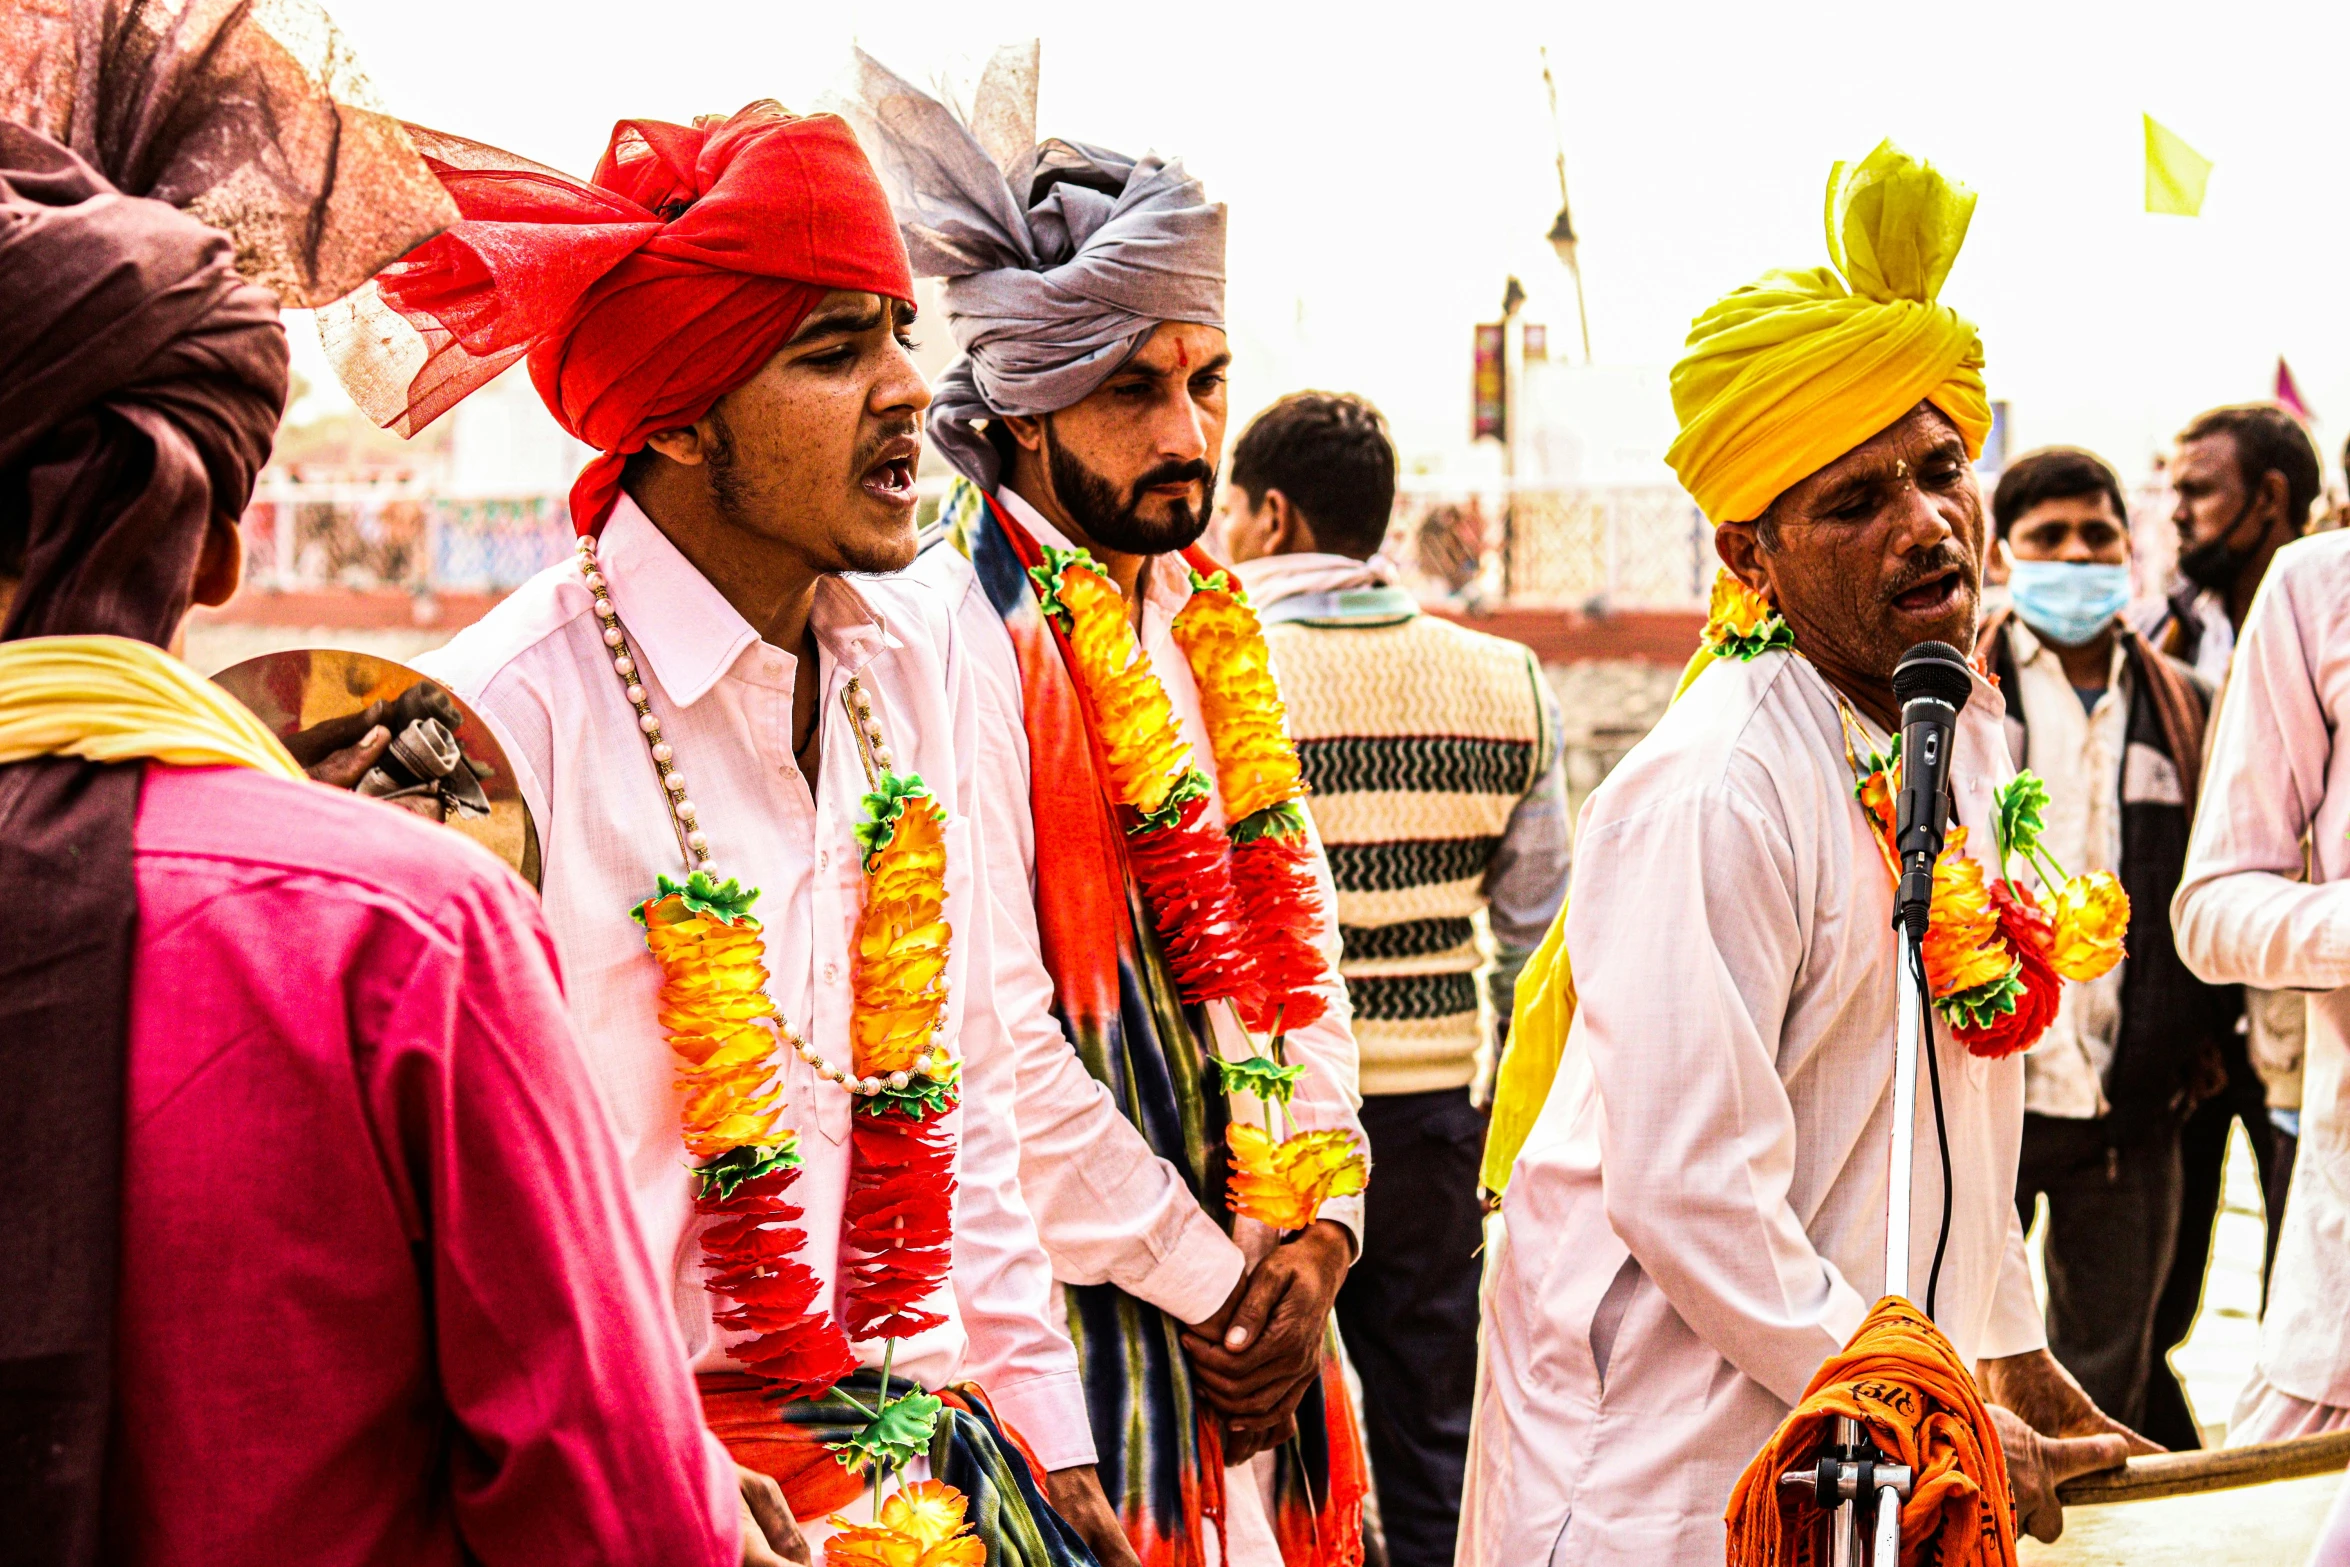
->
xmin=1126 ymin=458 xmax=1215 ymax=505
xmin=853 ymin=419 xmax=923 ymax=471
xmin=1883 ymin=547 xmax=1972 ymax=601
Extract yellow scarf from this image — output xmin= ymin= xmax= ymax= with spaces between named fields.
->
xmin=1480 ymin=640 xmax=1714 ymax=1195
xmin=0 ymin=635 xmax=302 ymax=778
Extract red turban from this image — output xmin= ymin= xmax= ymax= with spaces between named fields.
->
xmin=326 ymin=102 xmax=914 ymax=534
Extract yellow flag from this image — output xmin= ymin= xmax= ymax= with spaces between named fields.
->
xmin=2145 ymin=113 xmax=2212 ymax=216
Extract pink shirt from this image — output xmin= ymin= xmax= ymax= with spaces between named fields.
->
xmin=109 ymin=765 xmax=735 ymax=1567
xmin=2173 ymin=529 xmax=2350 ymax=1408
xmin=418 ymin=499 xmax=1091 ymax=1467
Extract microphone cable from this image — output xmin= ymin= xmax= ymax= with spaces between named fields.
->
xmin=1910 ymin=933 xmax=1955 ymax=1321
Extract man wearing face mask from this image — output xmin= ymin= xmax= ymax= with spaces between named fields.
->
xmin=1976 ymin=447 xmax=2241 ymax=1434
xmin=2133 ymin=403 xmax=2320 ymax=1447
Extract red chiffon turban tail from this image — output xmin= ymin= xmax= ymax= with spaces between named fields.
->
xmin=323 ymin=102 xmax=915 ymax=533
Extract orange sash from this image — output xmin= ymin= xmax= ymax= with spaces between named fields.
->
xmin=1726 ymin=1297 xmax=2016 ymax=1567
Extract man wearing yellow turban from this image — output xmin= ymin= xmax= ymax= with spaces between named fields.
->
xmin=1458 ymin=142 xmax=2148 ymax=1564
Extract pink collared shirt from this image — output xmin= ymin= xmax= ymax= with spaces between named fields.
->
xmin=110 ymin=764 xmax=735 ymax=1567
xmin=910 ymin=486 xmax=1367 ymax=1306
xmin=419 ymin=498 xmax=1091 ymax=1467
xmin=2173 ymin=529 xmax=2350 ymax=1410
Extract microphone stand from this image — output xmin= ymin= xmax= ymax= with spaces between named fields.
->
xmin=1778 ymin=906 xmax=1927 ymax=1565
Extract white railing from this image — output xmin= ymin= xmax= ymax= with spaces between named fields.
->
xmin=235 ymin=475 xmax=1714 ymax=608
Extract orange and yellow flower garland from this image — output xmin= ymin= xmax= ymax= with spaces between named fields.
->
xmin=1027 ymin=543 xmax=1367 ymax=1231
xmin=1173 ymin=567 xmax=1331 ymax=1037
xmin=1695 ymin=568 xmax=2128 ymax=1057
xmin=578 ymin=535 xmax=970 ymax=1531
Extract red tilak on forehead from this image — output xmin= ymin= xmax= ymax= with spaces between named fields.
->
xmin=1176 ymin=341 xmax=1189 ymax=369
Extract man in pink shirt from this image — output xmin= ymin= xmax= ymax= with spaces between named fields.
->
xmin=0 ymin=76 xmax=744 ymax=1567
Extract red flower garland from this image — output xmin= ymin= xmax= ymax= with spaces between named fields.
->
xmin=842 ymin=1104 xmax=958 ymax=1340
xmin=1951 ymin=882 xmax=2064 ymax=1060
xmin=1229 ymin=828 xmax=1329 ymax=1034
xmin=1127 ymin=791 xmax=1256 ymax=1005
xmin=698 ymin=1165 xmax=859 ymax=1402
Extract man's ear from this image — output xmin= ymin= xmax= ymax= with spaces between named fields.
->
xmin=643 ymin=423 xmax=709 ymax=466
xmin=998 ymin=413 xmax=1048 ymax=454
xmin=1262 ymin=490 xmax=1318 ymax=555
xmin=1713 ymin=520 xmax=1772 ymax=596
xmin=2257 ymin=467 xmax=2295 ymax=534
xmin=190 ymin=512 xmax=244 ymax=609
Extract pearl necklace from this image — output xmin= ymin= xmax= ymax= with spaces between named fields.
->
xmin=575 ymin=533 xmax=948 ymax=1100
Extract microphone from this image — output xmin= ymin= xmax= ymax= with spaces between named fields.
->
xmin=1890 ymin=642 xmax=1974 ymax=940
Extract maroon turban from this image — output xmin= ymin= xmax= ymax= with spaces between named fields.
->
xmin=329 ymin=102 xmax=916 ymax=534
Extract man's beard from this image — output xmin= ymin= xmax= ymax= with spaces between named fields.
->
xmin=1047 ymin=426 xmax=1217 ymax=556
xmin=2177 ymin=497 xmax=2258 ymax=591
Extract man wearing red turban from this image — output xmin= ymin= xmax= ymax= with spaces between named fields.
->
xmin=328 ymin=102 xmax=916 ymax=535
xmin=337 ymin=101 xmax=1145 ymax=1567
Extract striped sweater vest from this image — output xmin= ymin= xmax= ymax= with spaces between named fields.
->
xmin=1267 ymin=609 xmax=1553 ymax=1095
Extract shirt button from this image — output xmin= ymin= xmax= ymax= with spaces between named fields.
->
xmin=824 ymin=962 xmax=839 ymax=983
xmin=765 ymin=658 xmax=782 ymax=677
xmin=819 ymin=850 xmax=829 ymax=870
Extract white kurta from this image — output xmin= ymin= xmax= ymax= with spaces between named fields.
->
xmin=2171 ymin=529 xmax=2350 ymax=1434
xmin=911 ymin=487 xmax=1368 ymax=1567
xmin=417 ymin=499 xmax=1092 ymax=1470
xmin=1460 ymin=648 xmax=2044 ymax=1566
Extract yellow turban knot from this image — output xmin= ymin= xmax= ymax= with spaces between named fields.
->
xmin=1665 ymin=140 xmax=1992 ymax=525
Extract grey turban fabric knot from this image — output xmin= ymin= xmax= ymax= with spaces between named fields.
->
xmin=833 ymin=45 xmax=1227 ymax=489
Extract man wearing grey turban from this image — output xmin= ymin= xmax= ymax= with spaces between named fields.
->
xmin=845 ymin=47 xmax=1372 ymax=1567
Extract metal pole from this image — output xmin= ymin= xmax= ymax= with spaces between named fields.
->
xmin=1886 ymin=924 xmax=1922 ymax=1304
xmin=1828 ymin=1417 xmax=1861 ymax=1567
xmin=1871 ymin=1482 xmax=1903 ymax=1565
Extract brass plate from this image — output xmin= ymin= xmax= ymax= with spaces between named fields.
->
xmin=212 ymin=648 xmax=541 ymax=890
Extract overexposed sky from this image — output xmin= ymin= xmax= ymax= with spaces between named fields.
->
xmin=298 ymin=0 xmax=2350 ymax=487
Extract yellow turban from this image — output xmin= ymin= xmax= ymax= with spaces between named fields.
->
xmin=1665 ymin=140 xmax=1991 ymax=525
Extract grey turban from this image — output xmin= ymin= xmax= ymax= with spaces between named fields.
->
xmin=833 ymin=45 xmax=1227 ymax=488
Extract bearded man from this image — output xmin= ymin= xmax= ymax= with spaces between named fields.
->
xmin=332 ymin=102 xmax=1134 ymax=1565
xmin=842 ymin=48 xmax=1371 ymax=1567
xmin=1459 ymin=143 xmax=2146 ymax=1565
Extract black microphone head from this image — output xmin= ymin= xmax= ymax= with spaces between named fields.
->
xmin=1893 ymin=641 xmax=1973 ymax=713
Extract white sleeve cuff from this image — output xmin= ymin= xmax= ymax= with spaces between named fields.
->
xmin=1131 ymin=1212 xmax=1248 ymax=1326
xmin=1317 ymin=1194 xmax=1366 ymax=1259
xmin=983 ymin=1369 xmax=1099 ymax=1472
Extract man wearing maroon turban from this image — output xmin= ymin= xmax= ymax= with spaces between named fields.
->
xmin=342 ymin=99 xmax=1147 ymax=1567
xmin=0 ymin=3 xmax=749 ymax=1563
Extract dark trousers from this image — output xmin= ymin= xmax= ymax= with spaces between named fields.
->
xmin=2014 ymin=1112 xmax=2183 ymax=1431
xmin=2143 ymin=1035 xmax=2292 ymax=1450
xmin=1333 ymin=1087 xmax=1485 ymax=1567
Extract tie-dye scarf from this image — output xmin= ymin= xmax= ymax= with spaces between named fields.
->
xmin=939 ymin=479 xmax=1366 ymax=1567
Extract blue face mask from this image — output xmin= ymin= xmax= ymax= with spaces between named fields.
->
xmin=2007 ymin=559 xmax=2133 ymax=647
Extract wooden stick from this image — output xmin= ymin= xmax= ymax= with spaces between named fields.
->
xmin=2057 ymin=1429 xmax=2350 ymax=1506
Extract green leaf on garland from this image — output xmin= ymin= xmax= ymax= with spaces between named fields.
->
xmin=692 ymin=1138 xmax=802 ymax=1201
xmin=632 ymin=869 xmax=761 ymax=927
xmin=854 ymin=772 xmax=942 ymax=870
xmin=1229 ymin=799 xmax=1309 ymax=845
xmin=1028 ymin=543 xmax=1109 ymax=626
xmin=829 ymin=1390 xmax=944 ymax=1474
xmin=1212 ymin=1055 xmax=1308 ymax=1104
xmin=1935 ymin=961 xmax=2024 ymax=1031
xmin=1186 ymin=566 xmax=1244 ymax=601
xmin=1132 ymin=766 xmax=1212 ymax=834
xmin=857 ymin=1070 xmax=962 ymax=1121
xmin=1710 ymin=617 xmax=1796 ymax=662
xmin=1994 ymin=772 xmax=2050 ymax=867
